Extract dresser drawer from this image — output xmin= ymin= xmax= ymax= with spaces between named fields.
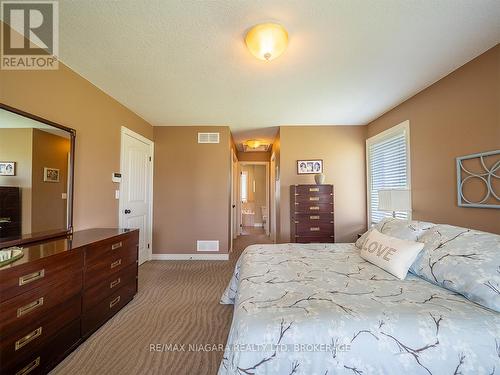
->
xmin=0 ymin=296 xmax=81 ymax=369
xmin=85 ymin=231 xmax=139 ymax=266
xmin=293 ymin=185 xmax=333 ymax=195
xmin=83 ymin=263 xmax=137 ymax=312
xmin=295 ymin=222 xmax=334 ymax=237
xmin=0 ymin=272 xmax=82 ymax=336
xmin=0 ymin=251 xmax=83 ymax=303
xmin=295 ymin=236 xmax=334 ymax=243
xmin=293 ymin=193 xmax=333 ymax=204
xmin=2 ymin=319 xmax=80 ymax=375
xmin=84 ymin=244 xmax=138 ymax=288
xmin=292 ymin=213 xmax=333 ymax=224
xmin=293 ymin=202 xmax=333 ymax=214
xmin=82 ymin=280 xmax=136 ymax=337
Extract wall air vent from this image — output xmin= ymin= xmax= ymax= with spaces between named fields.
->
xmin=198 ymin=132 xmax=220 ymax=144
xmin=197 ymin=240 xmax=219 ymax=252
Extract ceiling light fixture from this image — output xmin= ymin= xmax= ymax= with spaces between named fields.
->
xmin=245 ymin=140 xmax=262 ymax=149
xmin=245 ymin=23 xmax=288 ymax=61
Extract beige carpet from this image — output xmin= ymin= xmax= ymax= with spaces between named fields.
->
xmin=52 ymin=231 xmax=272 ymax=375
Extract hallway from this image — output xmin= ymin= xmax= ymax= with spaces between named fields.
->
xmin=233 ymin=226 xmax=273 ymax=251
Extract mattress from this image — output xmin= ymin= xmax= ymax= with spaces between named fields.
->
xmin=219 ymin=243 xmax=499 ymax=374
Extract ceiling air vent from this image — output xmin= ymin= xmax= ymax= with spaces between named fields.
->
xmin=198 ymin=132 xmax=220 ymax=144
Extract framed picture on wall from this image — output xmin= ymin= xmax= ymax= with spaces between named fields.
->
xmin=0 ymin=162 xmax=16 ymax=176
xmin=43 ymin=167 xmax=60 ymax=182
xmin=297 ymin=159 xmax=323 ymax=175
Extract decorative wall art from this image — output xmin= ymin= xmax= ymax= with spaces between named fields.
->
xmin=297 ymin=159 xmax=323 ymax=175
xmin=44 ymin=167 xmax=60 ymax=182
xmin=456 ymin=150 xmax=499 ymax=208
xmin=0 ymin=162 xmax=15 ymax=176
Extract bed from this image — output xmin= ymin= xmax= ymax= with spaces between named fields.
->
xmin=219 ymin=242 xmax=499 ymax=375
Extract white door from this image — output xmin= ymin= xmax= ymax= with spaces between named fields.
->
xmin=120 ymin=128 xmax=153 ymax=265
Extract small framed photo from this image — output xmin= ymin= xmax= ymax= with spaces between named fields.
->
xmin=43 ymin=167 xmax=60 ymax=182
xmin=0 ymin=162 xmax=16 ymax=176
xmin=297 ymin=159 xmax=323 ymax=175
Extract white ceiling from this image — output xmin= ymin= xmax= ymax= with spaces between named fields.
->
xmin=58 ymin=0 xmax=499 ymax=141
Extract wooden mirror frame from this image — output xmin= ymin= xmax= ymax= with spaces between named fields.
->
xmin=0 ymin=103 xmax=76 ymax=248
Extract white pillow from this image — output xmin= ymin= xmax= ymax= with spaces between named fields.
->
xmin=359 ymin=229 xmax=424 ymax=279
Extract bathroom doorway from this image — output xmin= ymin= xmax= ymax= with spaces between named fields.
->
xmin=238 ymin=162 xmax=269 ymax=237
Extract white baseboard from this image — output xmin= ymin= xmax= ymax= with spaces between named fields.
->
xmin=151 ymin=253 xmax=229 ymax=261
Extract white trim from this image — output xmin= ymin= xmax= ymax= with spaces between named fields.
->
xmin=151 ymin=253 xmax=229 ymax=261
xmin=366 ymin=120 xmax=412 ymax=227
xmin=119 ymin=126 xmax=154 ymax=263
xmin=253 ymin=223 xmax=264 ymax=227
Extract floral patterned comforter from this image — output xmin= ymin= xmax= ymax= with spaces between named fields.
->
xmin=219 ymin=243 xmax=499 ymax=375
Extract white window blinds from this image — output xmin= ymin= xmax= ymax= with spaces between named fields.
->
xmin=367 ymin=122 xmax=411 ymax=225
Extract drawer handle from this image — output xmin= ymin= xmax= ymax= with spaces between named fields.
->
xmin=309 ymin=197 xmax=320 ymax=201
xmin=17 ymin=297 xmax=44 ymax=317
xmin=309 ymin=206 xmax=320 ymax=211
xmin=110 ymin=259 xmax=122 ymax=269
xmin=111 ymin=241 xmax=122 ymax=250
xmin=309 ymin=188 xmax=319 ymax=192
xmin=310 ymin=227 xmax=320 ymax=231
xmin=16 ymin=357 xmax=40 ymax=375
xmin=310 ymin=215 xmax=320 ymax=220
xmin=19 ymin=269 xmax=45 ymax=286
xmin=110 ymin=296 xmax=121 ymax=309
xmin=15 ymin=327 xmax=42 ymax=351
xmin=110 ymin=278 xmax=121 ymax=289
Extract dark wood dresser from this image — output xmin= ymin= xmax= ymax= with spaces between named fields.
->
xmin=0 ymin=228 xmax=139 ymax=375
xmin=0 ymin=187 xmax=21 ymax=239
xmin=290 ymin=184 xmax=334 ymax=243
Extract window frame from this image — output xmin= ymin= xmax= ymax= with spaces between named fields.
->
xmin=240 ymin=170 xmax=248 ymax=203
xmin=366 ymin=120 xmax=412 ymax=227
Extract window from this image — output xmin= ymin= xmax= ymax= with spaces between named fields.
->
xmin=240 ymin=171 xmax=248 ymax=203
xmin=366 ymin=121 xmax=411 ymax=225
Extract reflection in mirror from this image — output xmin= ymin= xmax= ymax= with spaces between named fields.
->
xmin=0 ymin=107 xmax=73 ymax=243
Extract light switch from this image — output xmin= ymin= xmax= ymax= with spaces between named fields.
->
xmin=115 ymin=190 xmax=120 ymax=199
xmin=61 ymin=193 xmax=67 ymax=199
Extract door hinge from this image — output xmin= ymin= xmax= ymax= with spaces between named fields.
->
xmin=147 ymin=243 xmax=150 ymax=249
xmin=149 ymin=156 xmax=152 ymax=162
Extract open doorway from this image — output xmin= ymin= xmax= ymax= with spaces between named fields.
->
xmin=238 ymin=162 xmax=269 ymax=237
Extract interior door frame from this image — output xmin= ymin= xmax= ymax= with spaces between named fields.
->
xmin=119 ymin=126 xmax=154 ymax=262
xmin=238 ymin=161 xmax=270 ymax=235
xmin=270 ymin=153 xmax=276 ymax=243
xmin=229 ymin=148 xmax=238 ymax=252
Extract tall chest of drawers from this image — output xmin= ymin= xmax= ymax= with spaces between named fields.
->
xmin=0 ymin=228 xmax=139 ymax=375
xmin=290 ymin=184 xmax=334 ymax=243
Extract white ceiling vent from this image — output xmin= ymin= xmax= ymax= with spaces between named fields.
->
xmin=197 ymin=240 xmax=219 ymax=252
xmin=198 ymin=132 xmax=220 ymax=144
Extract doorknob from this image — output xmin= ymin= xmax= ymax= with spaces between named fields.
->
xmin=232 ymin=205 xmax=236 ymax=208
xmin=124 ymin=209 xmax=131 ymax=214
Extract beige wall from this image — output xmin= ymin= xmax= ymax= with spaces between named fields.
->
xmin=278 ymin=126 xmax=367 ymax=243
xmin=153 ymin=126 xmax=231 ymax=254
xmin=0 ymin=24 xmax=153 ymax=232
xmin=367 ymin=44 xmax=500 ymax=234
xmin=237 ymin=151 xmax=271 ymax=162
xmin=31 ymin=129 xmax=70 ymax=233
xmin=0 ymin=128 xmax=32 ymax=234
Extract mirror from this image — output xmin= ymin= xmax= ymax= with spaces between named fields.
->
xmin=0 ymin=104 xmax=75 ymax=246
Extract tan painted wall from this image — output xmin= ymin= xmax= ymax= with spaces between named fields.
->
xmin=237 ymin=151 xmax=271 ymax=162
xmin=0 ymin=128 xmax=32 ymax=234
xmin=31 ymin=129 xmax=70 ymax=233
xmin=0 ymin=23 xmax=153 ymax=232
xmin=367 ymin=44 xmax=500 ymax=234
xmin=153 ymin=126 xmax=231 ymax=254
xmin=279 ymin=126 xmax=367 ymax=243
